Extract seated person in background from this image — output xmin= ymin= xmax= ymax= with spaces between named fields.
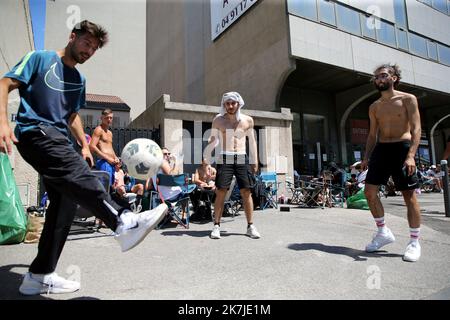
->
xmin=356 ymin=164 xmax=368 ymax=189
xmin=148 ymin=148 xmax=188 ymax=223
xmin=346 ymin=173 xmax=358 ymax=196
xmin=426 ymin=165 xmax=443 ymax=193
xmin=345 ymin=164 xmax=367 ymax=196
xmin=113 ymin=160 xmax=144 ymax=210
xmin=418 ymin=164 xmax=429 ymax=179
xmin=194 ymin=158 xmax=216 ymax=190
xmin=190 ymin=158 xmax=216 ymax=216
xmin=329 ymin=162 xmax=346 ymax=188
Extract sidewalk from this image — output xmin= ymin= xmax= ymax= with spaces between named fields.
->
xmin=0 ymin=193 xmax=449 ymax=300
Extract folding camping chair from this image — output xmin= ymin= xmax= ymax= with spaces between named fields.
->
xmin=259 ymin=172 xmax=279 ymax=209
xmin=298 ymin=180 xmax=324 ymax=208
xmin=321 ymin=171 xmax=345 ymax=208
xmin=155 ymin=173 xmax=196 ymax=229
xmin=286 ymin=180 xmax=303 ymax=205
xmin=72 ymin=170 xmax=111 ymax=232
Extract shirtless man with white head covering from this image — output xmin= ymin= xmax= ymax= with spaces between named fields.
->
xmin=207 ymin=92 xmax=260 ymax=239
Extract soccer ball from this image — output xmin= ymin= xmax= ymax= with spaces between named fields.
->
xmin=121 ymin=138 xmax=164 ymax=180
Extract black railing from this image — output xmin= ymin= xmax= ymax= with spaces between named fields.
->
xmin=83 ymin=126 xmax=160 ymax=157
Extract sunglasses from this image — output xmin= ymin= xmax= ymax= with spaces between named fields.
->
xmin=372 ymin=73 xmax=390 ymax=81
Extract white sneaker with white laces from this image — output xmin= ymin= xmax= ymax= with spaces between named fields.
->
xmin=19 ymin=272 xmax=80 ymax=295
xmin=246 ymin=225 xmax=261 ymax=239
xmin=114 ymin=203 xmax=168 ymax=252
xmin=403 ymin=241 xmax=421 ymax=262
xmin=365 ymin=228 xmax=395 ymax=252
xmin=210 ymin=225 xmax=221 ymax=239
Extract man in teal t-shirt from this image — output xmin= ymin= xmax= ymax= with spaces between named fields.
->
xmin=0 ymin=20 xmax=167 ymax=296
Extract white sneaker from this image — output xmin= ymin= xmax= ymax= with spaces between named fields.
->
xmin=115 ymin=203 xmax=168 ymax=252
xmin=19 ymin=272 xmax=80 ymax=295
xmin=403 ymin=241 xmax=421 ymax=262
xmin=246 ymin=225 xmax=261 ymax=239
xmin=210 ymin=225 xmax=221 ymax=239
xmin=365 ymin=228 xmax=395 ymax=252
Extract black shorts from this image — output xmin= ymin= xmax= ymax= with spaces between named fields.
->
xmin=215 ymin=155 xmax=254 ymax=190
xmin=365 ymin=141 xmax=419 ymax=191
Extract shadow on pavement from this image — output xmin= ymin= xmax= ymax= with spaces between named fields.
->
xmin=287 ymin=243 xmax=403 ymax=261
xmin=0 ymin=264 xmax=99 ymax=300
xmin=160 ymin=230 xmax=247 ymax=238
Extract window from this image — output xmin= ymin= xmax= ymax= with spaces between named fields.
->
xmin=292 ymin=113 xmax=302 ymax=144
xmin=360 ymin=14 xmax=377 ymax=39
xmin=319 ymin=0 xmax=336 ymax=26
xmin=427 ymin=40 xmax=438 ymax=60
xmin=438 ymin=43 xmax=450 ymax=65
xmin=303 ymin=114 xmax=327 ymax=144
xmin=432 ymin=0 xmax=448 ymax=13
xmin=397 ymin=28 xmax=409 ymax=51
xmin=377 ymin=20 xmax=396 ymax=47
xmin=287 ymin=0 xmax=318 ymax=21
xmin=83 ymin=114 xmax=93 ymax=127
xmin=409 ymin=32 xmax=428 ymax=57
xmin=419 ymin=0 xmax=432 ymax=6
xmin=336 ymin=3 xmax=361 ymax=35
xmin=394 ymin=0 xmax=408 ymax=28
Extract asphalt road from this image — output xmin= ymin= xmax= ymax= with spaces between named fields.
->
xmin=0 ymin=192 xmax=449 ymax=300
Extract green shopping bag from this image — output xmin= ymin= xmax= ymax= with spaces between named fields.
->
xmin=346 ymin=186 xmax=370 ymax=210
xmin=0 ymin=153 xmax=28 ymax=244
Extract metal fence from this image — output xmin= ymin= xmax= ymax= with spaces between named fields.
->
xmin=83 ymin=126 xmax=160 ymax=157
xmin=39 ymin=126 xmax=160 ymax=203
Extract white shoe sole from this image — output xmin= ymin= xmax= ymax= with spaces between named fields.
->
xmin=365 ymin=240 xmax=394 ymax=252
xmin=210 ymin=232 xmax=221 ymax=239
xmin=365 ymin=233 xmax=395 ymax=252
xmin=19 ymin=284 xmax=80 ymax=295
xmin=116 ymin=204 xmax=168 ymax=252
xmin=402 ymin=255 xmax=420 ymax=262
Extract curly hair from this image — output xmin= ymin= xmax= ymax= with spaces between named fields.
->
xmin=373 ymin=64 xmax=401 ymax=88
xmin=72 ymin=20 xmax=108 ymax=48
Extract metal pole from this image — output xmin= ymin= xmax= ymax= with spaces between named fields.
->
xmin=316 ymin=142 xmax=322 ymax=177
xmin=441 ymin=160 xmax=450 ymax=217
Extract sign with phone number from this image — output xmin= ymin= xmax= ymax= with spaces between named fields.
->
xmin=211 ymin=0 xmax=259 ymax=40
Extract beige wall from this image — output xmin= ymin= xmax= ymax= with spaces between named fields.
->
xmin=146 ymin=0 xmax=295 ymax=112
xmin=45 ymin=0 xmax=147 ymax=120
xmin=0 ymin=0 xmax=39 ymax=207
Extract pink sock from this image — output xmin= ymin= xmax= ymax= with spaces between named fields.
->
xmin=374 ymin=217 xmax=387 ymax=233
xmin=410 ymin=228 xmax=420 ymax=242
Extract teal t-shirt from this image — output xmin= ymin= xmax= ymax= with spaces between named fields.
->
xmin=4 ymin=50 xmax=86 ymax=139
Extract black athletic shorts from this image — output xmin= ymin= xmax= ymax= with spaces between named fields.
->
xmin=215 ymin=154 xmax=254 ymax=190
xmin=365 ymin=141 xmax=419 ymax=191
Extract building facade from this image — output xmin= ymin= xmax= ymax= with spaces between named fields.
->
xmin=45 ymin=0 xmax=147 ymax=120
xmin=144 ymin=0 xmax=450 ymax=176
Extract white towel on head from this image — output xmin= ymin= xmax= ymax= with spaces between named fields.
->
xmin=220 ymin=91 xmax=245 ymax=121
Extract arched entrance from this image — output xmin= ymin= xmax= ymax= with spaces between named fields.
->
xmin=430 ymin=114 xmax=450 ymax=163
xmin=278 ymin=60 xmax=372 ymax=176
